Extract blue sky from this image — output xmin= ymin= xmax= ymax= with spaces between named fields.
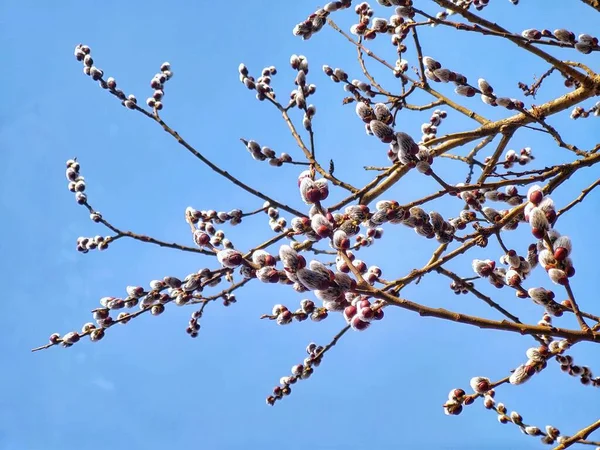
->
xmin=2 ymin=1 xmax=600 ymax=449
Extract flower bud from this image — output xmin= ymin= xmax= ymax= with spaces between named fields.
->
xmin=369 ymin=120 xmax=395 ymax=143
xmin=527 ymin=185 xmax=543 ymax=205
xmin=350 ymin=315 xmax=370 ymax=331
xmin=297 ymin=268 xmax=331 ymax=291
xmin=216 ymin=249 xmax=244 ymax=268
xmin=553 ymin=236 xmax=572 ymax=261
xmin=472 ymin=259 xmax=495 ymax=277
xmin=422 ymin=56 xmax=441 ymax=70
xmin=548 ymin=268 xmax=568 ymax=285
xmin=469 ymin=376 xmax=491 ymax=394
xmin=509 ymin=364 xmax=535 ymax=385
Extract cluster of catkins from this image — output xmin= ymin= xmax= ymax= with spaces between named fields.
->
xmin=323 ymin=66 xmax=383 ymax=97
xmin=267 ymin=343 xmax=323 ymax=405
xmin=74 ymin=44 xmax=103 ymax=81
xmin=238 ymin=63 xmax=280 ymax=102
xmin=242 ymin=139 xmax=293 ymax=167
xmin=266 ymin=299 xmax=327 ymax=325
xmin=522 ymin=28 xmax=598 ymax=54
xmin=292 ymin=0 xmax=353 ymax=40
xmin=455 ymin=185 xmax=524 ymax=218
xmin=65 ymin=159 xmax=87 ymax=205
xmin=74 ymin=44 xmax=139 ymax=108
xmin=470 ymin=186 xmax=572 ymax=306
xmin=65 ymin=161 xmax=112 ymax=253
xmin=423 ymin=57 xmax=524 ymax=110
xmin=289 ymin=54 xmax=317 ymax=112
xmin=556 ymin=354 xmax=600 ymax=387
xmin=186 ymin=206 xmax=244 ymax=226
xmin=350 ymin=2 xmax=413 ymax=45
xmin=188 ymin=209 xmax=238 ymax=248
xmin=486 ymin=147 xmax=534 ymax=169
xmin=524 ymin=185 xmax=574 ymax=286
xmin=187 ymin=204 xmax=287 ymax=246
xmin=76 ymin=235 xmax=110 ymax=253
xmin=420 ymin=109 xmax=448 ymax=143
xmin=354 ymin=99 xmax=437 ymax=171
xmin=570 ymin=101 xmax=600 ymax=119
xmin=47 ymin=265 xmax=240 ymax=347
xmin=422 ymin=56 xmax=473 ymax=95
xmin=450 ymin=278 xmax=474 ymax=295
xmin=445 ymin=334 xmax=596 ymax=445
xmin=146 ymin=62 xmax=173 ymax=110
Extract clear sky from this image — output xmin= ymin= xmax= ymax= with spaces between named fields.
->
xmin=2 ymin=1 xmax=600 ymax=449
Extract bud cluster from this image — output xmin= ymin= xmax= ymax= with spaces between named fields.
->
xmin=241 ymin=138 xmax=294 ymax=167
xmin=262 ymin=300 xmax=328 ymax=325
xmin=289 ymin=55 xmax=317 ymax=111
xmin=76 ymin=235 xmax=112 ymax=253
xmin=292 ymin=1 xmax=352 ymax=40
xmin=350 ymin=3 xmax=412 ymax=48
xmin=451 ymin=375 xmax=565 ymax=445
xmin=570 ymin=101 xmax=600 ymax=119
xmin=449 ymin=278 xmax=475 ymax=295
xmin=186 ymin=206 xmax=244 ymax=227
xmin=298 ymin=170 xmax=329 ymax=204
xmin=498 ymin=249 xmax=532 ymax=290
xmin=238 ymin=63 xmax=278 ymax=102
xmin=521 ymin=28 xmax=599 ymax=54
xmin=491 ymin=400 xmax=563 ymax=446
xmin=523 ymin=186 xmax=574 ymax=286
xmin=266 ymin=342 xmax=324 ymax=405
xmin=45 ymin=268 xmax=235 ymax=349
xmin=74 ymin=44 xmax=104 ymax=81
xmin=556 ymin=354 xmax=600 ymax=387
xmin=452 ymin=185 xmax=524 ymax=232
xmin=74 ymin=44 xmax=142 ymax=108
xmin=146 ymin=61 xmax=173 ymax=111
xmin=423 ymin=56 xmax=472 ymax=96
xmin=343 ymin=295 xmax=385 ymax=330
xmin=508 ymin=345 xmax=548 ymax=386
xmin=65 ymin=159 xmax=88 ymax=205
xmin=421 ymin=109 xmax=448 ymax=143
xmin=527 ymin=287 xmax=563 ymax=316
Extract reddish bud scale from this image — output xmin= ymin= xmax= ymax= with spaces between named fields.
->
xmin=477 ymin=380 xmax=490 ymax=392
xmin=528 ymin=190 xmax=543 ymax=205
xmin=554 ymin=247 xmax=568 ymax=261
xmin=546 ymin=209 xmax=557 ymax=225
xmin=359 ymin=307 xmax=374 ymax=320
xmin=305 ymin=188 xmax=322 ymax=203
xmin=351 ymin=316 xmax=370 ymax=331
xmin=344 ymin=305 xmax=357 ymax=320
xmin=531 ymin=227 xmax=545 ymax=239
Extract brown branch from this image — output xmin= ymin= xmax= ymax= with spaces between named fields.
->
xmin=565 ymin=282 xmax=590 ymax=333
xmin=436 ymin=267 xmax=526 ymax=325
xmin=83 ymin=202 xmax=212 ymax=255
xmin=150 ymin=113 xmax=305 ymax=217
xmin=553 ymin=419 xmax=600 ymax=449
xmin=579 ymin=0 xmax=600 ymax=12
xmin=364 ymin=286 xmax=600 ymax=343
xmin=478 ymin=129 xmax=515 ymax=183
xmin=265 ymin=94 xmax=358 ymax=194
xmin=557 ymin=178 xmax=600 ymax=218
